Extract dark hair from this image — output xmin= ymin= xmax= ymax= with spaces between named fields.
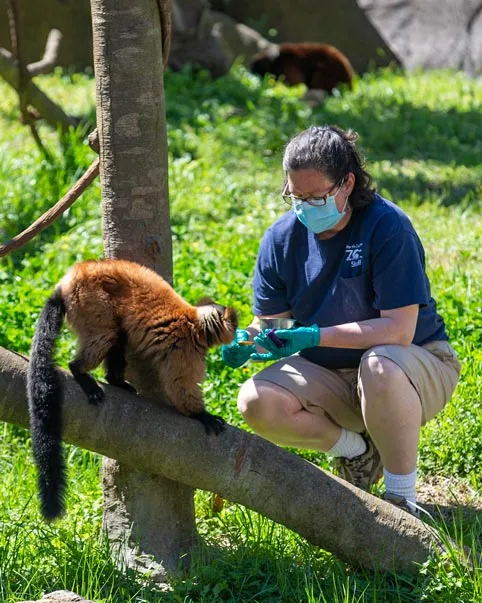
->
xmin=282 ymin=125 xmax=375 ymax=209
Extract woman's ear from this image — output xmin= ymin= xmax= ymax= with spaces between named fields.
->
xmin=343 ymin=172 xmax=356 ymax=196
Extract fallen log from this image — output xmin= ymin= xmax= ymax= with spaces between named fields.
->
xmin=0 ymin=345 xmax=442 ymax=573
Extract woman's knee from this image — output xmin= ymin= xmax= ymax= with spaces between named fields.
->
xmin=237 ymin=379 xmax=292 ymax=428
xmin=359 ymin=353 xmax=407 ymax=396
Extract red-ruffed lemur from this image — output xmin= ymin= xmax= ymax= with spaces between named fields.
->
xmin=27 ymin=259 xmax=238 ymax=520
xmin=250 ymin=42 xmax=354 ymax=94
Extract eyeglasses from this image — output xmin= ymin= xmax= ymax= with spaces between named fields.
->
xmin=281 ymin=179 xmax=344 ymax=207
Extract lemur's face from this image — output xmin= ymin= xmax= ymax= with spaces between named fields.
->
xmin=218 ymin=304 xmax=238 ymax=343
xmin=196 ymin=302 xmax=238 ymax=347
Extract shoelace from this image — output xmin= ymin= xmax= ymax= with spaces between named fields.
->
xmin=404 ymin=499 xmax=435 ymax=522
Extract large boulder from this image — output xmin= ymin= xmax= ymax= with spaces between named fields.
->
xmin=359 ymin=0 xmax=482 ymax=75
xmin=0 ymin=0 xmax=397 ymax=74
xmin=1 ymin=0 xmax=480 ymax=75
xmin=0 ymin=0 xmax=232 ymax=75
xmin=169 ymin=0 xmax=231 ymax=76
xmin=209 ymin=10 xmax=278 ymax=66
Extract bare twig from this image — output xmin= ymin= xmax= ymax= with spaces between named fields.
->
xmin=0 ymin=49 xmax=77 ymax=130
xmin=4 ymin=0 xmax=19 ymax=60
xmin=0 ymin=157 xmax=100 ymax=258
xmin=27 ymin=120 xmax=54 ymax=162
xmin=0 ymin=4 xmax=96 ymax=258
xmin=88 ymin=128 xmax=99 ymax=154
xmin=0 ymin=29 xmax=63 ymax=78
xmin=28 ymin=29 xmax=63 ymax=76
xmin=5 ymin=0 xmax=54 ymax=162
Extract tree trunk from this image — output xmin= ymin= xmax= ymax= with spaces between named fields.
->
xmin=0 ymin=347 xmax=442 ymax=573
xmin=90 ymin=0 xmax=183 ymax=579
xmin=102 ymin=459 xmax=196 ymax=580
xmin=90 ymin=0 xmax=172 ymax=280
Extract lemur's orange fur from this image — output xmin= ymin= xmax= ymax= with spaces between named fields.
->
xmin=27 ymin=259 xmax=238 ymax=519
xmin=59 ymin=259 xmax=237 ymax=416
xmin=250 ymin=43 xmax=354 ymax=94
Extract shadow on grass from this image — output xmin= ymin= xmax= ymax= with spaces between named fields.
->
xmin=165 ymin=68 xmax=482 ymax=207
xmin=420 ymin=501 xmax=482 ymax=547
xmin=374 ymin=169 xmax=482 ymax=207
xmin=312 ymin=98 xmax=482 ymax=169
xmin=169 ymin=533 xmax=424 ymax=603
xmin=165 ymin=67 xmax=482 ymax=170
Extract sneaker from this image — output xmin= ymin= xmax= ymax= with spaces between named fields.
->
xmin=381 ymin=492 xmax=434 ymax=521
xmin=333 ymin=433 xmax=383 ymax=492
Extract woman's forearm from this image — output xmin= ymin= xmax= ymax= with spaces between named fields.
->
xmin=319 ymin=317 xmax=413 ymax=349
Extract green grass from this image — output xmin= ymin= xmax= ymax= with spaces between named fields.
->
xmin=0 ymin=65 xmax=481 ymax=601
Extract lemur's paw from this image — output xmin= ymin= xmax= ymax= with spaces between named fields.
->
xmin=192 ymin=410 xmax=226 ymax=435
xmin=109 ymin=379 xmax=137 ymax=394
xmin=87 ymin=387 xmax=105 ymax=405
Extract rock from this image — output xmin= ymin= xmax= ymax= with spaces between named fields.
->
xmin=18 ymin=591 xmax=95 ymax=603
xmin=209 ymin=11 xmax=278 ymax=66
xmin=359 ymin=0 xmax=482 ymax=75
xmin=168 ymin=0 xmax=231 ymax=77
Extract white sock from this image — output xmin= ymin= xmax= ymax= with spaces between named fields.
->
xmin=328 ymin=428 xmax=367 ymax=460
xmin=383 ymin=468 xmax=417 ymax=505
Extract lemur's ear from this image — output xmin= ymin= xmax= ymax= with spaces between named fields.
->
xmin=195 ymin=296 xmax=215 ymax=306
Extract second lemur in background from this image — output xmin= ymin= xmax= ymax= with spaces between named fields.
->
xmin=27 ymin=258 xmax=238 ymax=520
xmin=250 ymin=42 xmax=354 ymax=95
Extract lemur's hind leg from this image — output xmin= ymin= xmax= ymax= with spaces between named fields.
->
xmin=69 ymin=357 xmax=105 ymax=404
xmin=104 ymin=330 xmax=137 ymax=394
xmin=161 ymin=349 xmax=226 ymax=435
xmin=164 ymin=378 xmax=225 ymax=435
xmin=69 ymin=332 xmax=117 ymax=404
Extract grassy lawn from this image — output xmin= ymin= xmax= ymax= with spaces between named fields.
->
xmin=0 ymin=65 xmax=481 ymax=602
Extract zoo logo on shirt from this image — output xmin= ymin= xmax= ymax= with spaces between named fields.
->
xmin=345 ymin=243 xmax=363 ymax=268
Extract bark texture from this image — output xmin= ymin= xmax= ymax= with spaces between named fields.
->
xmin=102 ymin=458 xmax=196 ymax=579
xmin=0 ymin=346 xmax=441 ymax=574
xmin=91 ymin=0 xmax=172 ymax=280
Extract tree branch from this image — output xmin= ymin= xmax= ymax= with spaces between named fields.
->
xmin=0 ymin=345 xmax=442 ymax=573
xmin=4 ymin=0 xmax=55 ymax=162
xmin=0 ymin=48 xmax=77 ymax=131
xmin=0 ymin=158 xmax=99 ymax=258
xmin=28 ymin=29 xmax=63 ymax=76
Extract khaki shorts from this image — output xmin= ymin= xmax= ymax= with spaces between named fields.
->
xmin=252 ymin=341 xmax=461 ymax=433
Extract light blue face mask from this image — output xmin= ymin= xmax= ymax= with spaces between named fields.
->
xmin=293 ymin=186 xmax=349 ymax=234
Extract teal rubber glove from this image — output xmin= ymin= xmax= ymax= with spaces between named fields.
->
xmin=221 ymin=328 xmax=254 ymax=368
xmin=251 ymin=325 xmax=320 ymax=361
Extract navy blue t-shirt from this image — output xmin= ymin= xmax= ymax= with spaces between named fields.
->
xmin=252 ymin=194 xmax=447 ymax=369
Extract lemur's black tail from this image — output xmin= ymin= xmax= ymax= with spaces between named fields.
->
xmin=27 ymin=289 xmax=66 ymax=520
